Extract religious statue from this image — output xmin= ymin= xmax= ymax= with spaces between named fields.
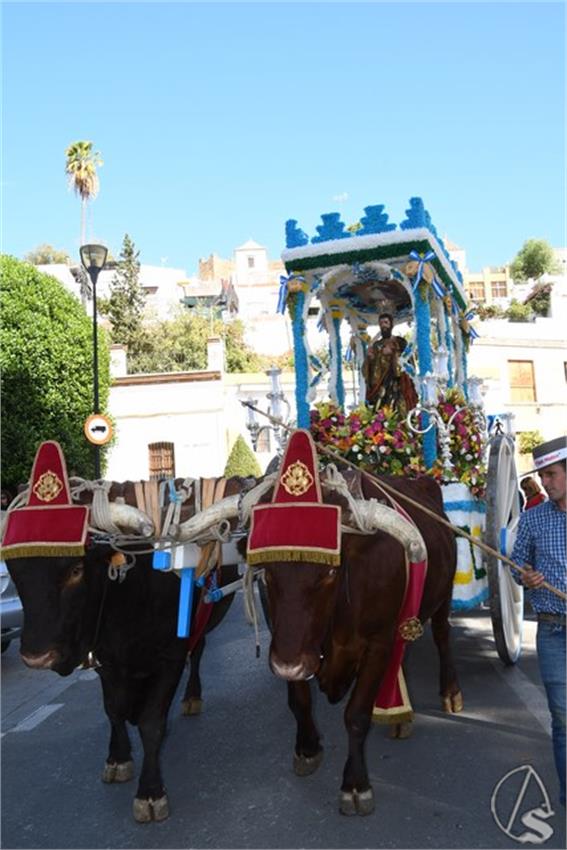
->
xmin=362 ymin=312 xmax=418 ymax=415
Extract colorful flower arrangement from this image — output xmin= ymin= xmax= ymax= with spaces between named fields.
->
xmin=310 ymin=388 xmax=487 ymax=498
xmin=310 ymin=401 xmax=427 ymax=477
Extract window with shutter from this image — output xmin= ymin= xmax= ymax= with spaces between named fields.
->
xmin=148 ymin=442 xmax=176 ymax=481
xmin=508 ymin=360 xmax=536 ymax=403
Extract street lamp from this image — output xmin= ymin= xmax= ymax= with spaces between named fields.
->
xmin=80 ymin=243 xmax=108 ymax=479
xmin=244 ymin=367 xmax=292 ymax=455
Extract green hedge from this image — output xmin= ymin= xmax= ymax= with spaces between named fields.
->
xmin=0 ymin=256 xmax=111 ymax=489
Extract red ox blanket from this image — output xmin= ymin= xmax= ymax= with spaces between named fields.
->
xmin=372 ymin=504 xmax=428 ymax=725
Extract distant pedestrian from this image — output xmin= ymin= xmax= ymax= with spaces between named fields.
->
xmin=511 ymin=435 xmax=566 ymax=807
xmin=0 ymin=489 xmax=13 ymax=510
xmin=520 ymin=475 xmax=547 ymax=510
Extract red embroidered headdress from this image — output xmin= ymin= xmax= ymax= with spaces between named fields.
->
xmin=247 ymin=429 xmax=341 ymax=566
xmin=1 ymin=441 xmax=89 ymax=559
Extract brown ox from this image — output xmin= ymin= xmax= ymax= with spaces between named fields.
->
xmin=245 ymin=472 xmax=461 ymax=816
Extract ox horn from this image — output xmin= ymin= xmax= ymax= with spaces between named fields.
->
xmin=350 ymin=499 xmax=427 ymax=563
xmin=107 ymin=502 xmax=154 ymax=537
xmin=173 ymin=494 xmax=241 ymax=542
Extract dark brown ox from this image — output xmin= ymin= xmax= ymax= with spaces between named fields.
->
xmin=5 ymin=475 xmax=248 ymax=822
xmin=247 ymin=473 xmax=461 ymax=816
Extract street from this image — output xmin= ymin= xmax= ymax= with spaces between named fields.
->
xmin=1 ymin=594 xmax=565 ymax=850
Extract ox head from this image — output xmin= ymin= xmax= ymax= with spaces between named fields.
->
xmin=259 ymin=555 xmax=342 ymax=681
xmin=6 ymin=549 xmax=104 ymax=675
xmin=1 ymin=440 xmax=154 ymax=675
xmin=245 ymin=431 xmax=344 ymax=682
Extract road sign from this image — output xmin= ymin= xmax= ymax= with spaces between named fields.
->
xmin=84 ymin=414 xmax=113 ymax=446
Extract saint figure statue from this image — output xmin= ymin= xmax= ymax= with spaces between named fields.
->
xmin=362 ymin=312 xmax=418 ymax=415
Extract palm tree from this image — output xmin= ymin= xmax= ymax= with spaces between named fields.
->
xmin=65 ymin=140 xmax=103 ymax=244
xmin=65 ymin=140 xmax=103 ymax=306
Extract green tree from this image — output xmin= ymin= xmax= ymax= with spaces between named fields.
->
xmin=24 ymin=244 xmax=70 ymax=265
xmin=223 ymin=435 xmax=262 ymax=478
xmin=0 ymin=256 xmax=111 ymax=490
xmin=127 ymin=313 xmax=260 ymax=374
xmin=101 ymin=234 xmax=146 ymax=349
xmin=510 ymin=239 xmax=559 ymax=282
xmin=223 ymin=320 xmax=261 ymax=372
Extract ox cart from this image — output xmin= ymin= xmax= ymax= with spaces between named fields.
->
xmin=270 ymin=197 xmax=524 ymax=666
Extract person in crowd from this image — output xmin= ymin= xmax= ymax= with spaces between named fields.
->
xmin=0 ymin=489 xmax=13 ymax=510
xmin=520 ymin=475 xmax=547 ymax=510
xmin=362 ymin=312 xmax=417 ymax=415
xmin=511 ymin=435 xmax=566 ymax=807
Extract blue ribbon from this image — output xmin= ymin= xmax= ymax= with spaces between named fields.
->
xmin=309 ymin=354 xmax=323 ymax=371
xmin=310 ymin=274 xmax=322 ymax=293
xmin=409 ymin=249 xmax=435 ymax=291
xmin=431 ymin=276 xmax=445 ymax=299
xmin=276 ymin=274 xmax=305 ymax=314
xmin=464 ymin=308 xmax=479 ymax=340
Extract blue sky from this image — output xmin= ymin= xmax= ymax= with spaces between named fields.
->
xmin=2 ymin=2 xmax=565 ymax=274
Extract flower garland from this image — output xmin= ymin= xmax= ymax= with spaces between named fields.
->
xmin=433 ymin=388 xmax=486 ymax=498
xmin=310 ymin=392 xmax=486 ymax=498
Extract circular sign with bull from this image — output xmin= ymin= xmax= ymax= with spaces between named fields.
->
xmin=83 ymin=414 xmax=113 ymax=446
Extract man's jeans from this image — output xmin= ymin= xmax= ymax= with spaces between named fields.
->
xmin=537 ymin=622 xmax=566 ymax=806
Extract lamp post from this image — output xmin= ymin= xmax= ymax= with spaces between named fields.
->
xmin=244 ymin=367 xmax=291 ymax=455
xmin=80 ymin=243 xmax=108 ymax=479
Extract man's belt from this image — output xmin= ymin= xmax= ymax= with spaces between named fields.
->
xmin=537 ymin=612 xmax=566 ymax=626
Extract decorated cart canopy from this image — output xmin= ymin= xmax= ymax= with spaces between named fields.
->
xmin=277 ymin=198 xmax=506 ymax=618
xmin=281 ymin=198 xmax=478 ymax=425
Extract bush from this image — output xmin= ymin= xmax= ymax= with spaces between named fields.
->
xmin=0 ymin=256 xmax=111 ymax=489
xmin=475 ymin=303 xmax=505 ymax=320
xmin=223 ymin=435 xmax=262 ymax=478
xmin=505 ymin=299 xmax=533 ymax=323
xmin=524 ymin=283 xmax=552 ymax=317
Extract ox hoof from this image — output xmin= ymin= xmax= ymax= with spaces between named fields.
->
xmin=102 ymin=760 xmax=134 ymax=783
xmin=442 ymin=690 xmax=464 ymax=714
xmin=181 ymin=697 xmax=203 ymax=716
xmin=133 ymin=794 xmax=170 ymax=823
xmin=293 ymin=749 xmax=323 ymax=777
xmin=339 ymin=788 xmax=375 ymax=816
xmin=389 ymin=721 xmax=413 ymax=739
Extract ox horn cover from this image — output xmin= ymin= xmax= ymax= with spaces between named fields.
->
xmin=247 ymin=429 xmax=341 ymax=566
xmin=0 ymin=441 xmax=89 ymax=559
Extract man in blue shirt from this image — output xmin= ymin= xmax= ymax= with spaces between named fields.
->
xmin=512 ymin=435 xmax=566 ymax=806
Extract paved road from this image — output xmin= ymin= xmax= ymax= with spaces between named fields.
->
xmin=1 ymin=596 xmax=565 ymax=850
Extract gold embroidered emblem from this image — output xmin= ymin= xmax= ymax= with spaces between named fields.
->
xmin=33 ymin=470 xmax=63 ymax=503
xmin=281 ymin=461 xmax=314 ymax=496
xmin=399 ymin=617 xmax=424 ymax=642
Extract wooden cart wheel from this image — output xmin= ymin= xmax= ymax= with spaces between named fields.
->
xmin=484 ymin=432 xmax=524 ymax=665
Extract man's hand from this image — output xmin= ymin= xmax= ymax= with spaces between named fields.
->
xmin=521 ymin=567 xmax=545 ymax=589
